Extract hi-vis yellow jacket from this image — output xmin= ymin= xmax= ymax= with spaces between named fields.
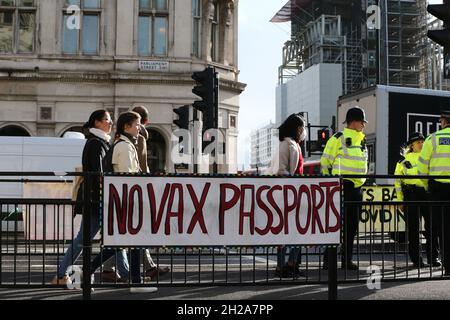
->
xmin=394 ymin=152 xmax=426 ymax=201
xmin=320 ymin=127 xmax=368 ymax=188
xmin=417 ymin=127 xmax=450 ymax=187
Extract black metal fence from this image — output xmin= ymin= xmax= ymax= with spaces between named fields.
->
xmin=0 ymin=172 xmax=449 ymax=300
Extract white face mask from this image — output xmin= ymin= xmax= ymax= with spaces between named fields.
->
xmin=300 ymin=129 xmax=307 ymax=141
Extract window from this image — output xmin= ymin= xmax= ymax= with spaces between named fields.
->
xmin=0 ymin=0 xmax=35 ymax=54
xmin=62 ymin=0 xmax=101 ymax=55
xmin=40 ymin=107 xmax=52 ymax=121
xmin=192 ymin=0 xmax=201 ymax=57
xmin=210 ymin=0 xmax=219 ymax=62
xmin=138 ymin=0 xmax=168 ymax=56
xmin=229 ymin=115 xmax=236 ymax=128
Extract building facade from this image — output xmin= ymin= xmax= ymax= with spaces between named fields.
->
xmin=0 ymin=0 xmax=245 ymax=173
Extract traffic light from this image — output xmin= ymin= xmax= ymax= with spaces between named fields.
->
xmin=192 ymin=67 xmax=218 ymax=131
xmin=318 ymin=128 xmax=330 ymax=148
xmin=427 ymin=1 xmax=450 ymax=79
xmin=173 ymin=105 xmax=190 ymax=130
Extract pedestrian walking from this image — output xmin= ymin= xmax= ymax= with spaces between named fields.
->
xmin=268 ymin=113 xmax=306 ymax=278
xmin=51 ymin=110 xmax=129 ymax=285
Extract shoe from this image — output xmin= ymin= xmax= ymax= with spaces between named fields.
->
xmin=101 ymin=270 xmax=127 ymax=283
xmin=430 ymin=259 xmax=442 ymax=267
xmin=412 ymin=261 xmax=428 ymax=268
xmin=145 ymin=266 xmax=170 ymax=279
xmin=286 ymin=265 xmax=306 ymax=277
xmin=51 ymin=275 xmax=72 ymax=286
xmin=341 ymin=261 xmax=359 ymax=270
xmin=274 ymin=267 xmax=288 ymax=278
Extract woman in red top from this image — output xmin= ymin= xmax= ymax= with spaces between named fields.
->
xmin=271 ymin=113 xmax=307 ymax=277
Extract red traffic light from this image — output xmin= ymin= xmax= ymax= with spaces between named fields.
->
xmin=318 ymin=129 xmax=330 ymax=147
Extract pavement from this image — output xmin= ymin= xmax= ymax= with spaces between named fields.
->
xmin=0 ymin=279 xmax=449 ymax=300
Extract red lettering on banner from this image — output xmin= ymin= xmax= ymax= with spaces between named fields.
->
xmin=283 ymin=185 xmax=298 ymax=234
xmin=187 ymin=183 xmax=210 ymax=234
xmin=268 ymin=185 xmax=283 ymax=234
xmin=320 ymin=181 xmax=341 ymax=232
xmin=165 ymin=184 xmax=184 ymax=235
xmin=128 ymin=185 xmax=143 ymax=235
xmin=108 ymin=184 xmax=128 ymax=235
xmin=105 ymin=179 xmax=341 ymax=240
xmin=239 ymin=185 xmax=255 ymax=235
xmin=147 ymin=183 xmax=170 ymax=234
xmin=255 ymin=185 xmax=272 ymax=236
xmin=219 ymin=184 xmax=240 ymax=235
xmin=311 ymin=184 xmax=325 ymax=234
xmin=296 ymin=184 xmax=311 ymax=235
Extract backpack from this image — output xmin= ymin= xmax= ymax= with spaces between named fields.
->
xmin=102 ymin=139 xmax=124 ymax=173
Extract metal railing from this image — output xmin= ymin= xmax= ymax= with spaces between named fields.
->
xmin=1 ymin=172 xmax=449 ymax=300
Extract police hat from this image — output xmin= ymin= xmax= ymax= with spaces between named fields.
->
xmin=343 ymin=107 xmax=368 ymax=124
xmin=440 ymin=108 xmax=450 ymax=119
xmin=407 ymin=132 xmax=425 ymax=145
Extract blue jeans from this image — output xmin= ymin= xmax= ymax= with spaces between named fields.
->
xmin=276 ymin=246 xmax=301 ymax=269
xmin=56 ymin=213 xmax=129 ymax=279
xmin=91 ymin=248 xmax=141 ymax=283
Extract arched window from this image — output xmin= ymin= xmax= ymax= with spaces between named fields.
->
xmin=147 ymin=128 xmax=167 ymax=174
xmin=0 ymin=125 xmax=31 ymax=136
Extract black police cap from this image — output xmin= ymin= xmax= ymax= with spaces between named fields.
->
xmin=407 ymin=132 xmax=425 ymax=146
xmin=343 ymin=107 xmax=368 ymax=124
xmin=440 ymin=108 xmax=450 ymax=119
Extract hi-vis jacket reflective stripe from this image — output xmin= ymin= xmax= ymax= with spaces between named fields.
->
xmin=320 ymin=127 xmax=368 ymax=188
xmin=418 ymin=127 xmax=450 ymax=186
xmin=394 ymin=152 xmax=426 ymax=201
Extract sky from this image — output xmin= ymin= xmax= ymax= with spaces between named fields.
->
xmin=236 ymin=0 xmax=441 ymax=171
xmin=237 ymin=0 xmax=290 ymax=170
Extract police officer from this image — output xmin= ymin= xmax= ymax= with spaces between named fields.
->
xmin=394 ymin=132 xmax=437 ymax=268
xmin=417 ymin=109 xmax=450 ymax=276
xmin=321 ymin=107 xmax=368 ymax=270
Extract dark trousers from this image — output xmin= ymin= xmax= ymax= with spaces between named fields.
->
xmin=429 ymin=180 xmax=450 ymax=271
xmin=341 ymin=180 xmax=361 ymax=263
xmin=403 ymin=186 xmax=436 ymax=264
xmin=324 ymin=180 xmax=361 ymax=264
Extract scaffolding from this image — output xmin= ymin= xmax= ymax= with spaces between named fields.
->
xmin=275 ymin=0 xmax=428 ymax=92
xmin=378 ymin=0 xmax=424 ymax=87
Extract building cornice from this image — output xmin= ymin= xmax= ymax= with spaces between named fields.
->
xmin=0 ymin=70 xmax=246 ymax=93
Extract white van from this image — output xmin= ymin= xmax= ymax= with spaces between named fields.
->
xmin=0 ymin=135 xmax=86 ymax=233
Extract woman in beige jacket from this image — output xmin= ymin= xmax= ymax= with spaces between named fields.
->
xmin=270 ymin=113 xmax=307 ymax=278
xmin=110 ymin=111 xmax=143 ymax=283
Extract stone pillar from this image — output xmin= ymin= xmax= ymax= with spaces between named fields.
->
xmin=221 ymin=0 xmax=234 ymax=66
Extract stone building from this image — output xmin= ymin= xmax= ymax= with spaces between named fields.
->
xmin=0 ymin=0 xmax=245 ymax=173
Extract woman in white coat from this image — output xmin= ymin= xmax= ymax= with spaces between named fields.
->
xmin=269 ymin=113 xmax=307 ymax=277
xmin=106 ymin=111 xmax=143 ymax=283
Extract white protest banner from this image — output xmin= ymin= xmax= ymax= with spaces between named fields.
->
xmin=103 ymin=176 xmax=341 ymax=246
